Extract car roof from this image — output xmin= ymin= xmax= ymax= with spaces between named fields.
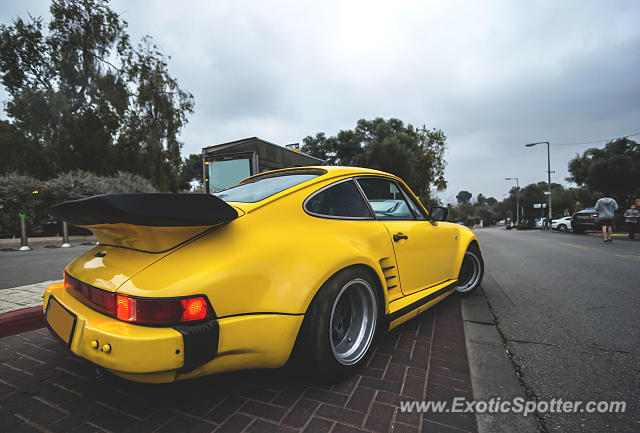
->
xmin=241 ymin=165 xmax=398 ymax=183
xmin=231 ymin=166 xmax=405 ymax=213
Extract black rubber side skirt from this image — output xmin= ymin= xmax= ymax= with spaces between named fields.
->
xmin=387 ymin=281 xmax=458 ymax=323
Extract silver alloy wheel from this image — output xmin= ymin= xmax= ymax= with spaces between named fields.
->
xmin=559 ymin=224 xmax=567 ymax=232
xmin=457 ymin=251 xmax=482 ymax=293
xmin=329 ymin=278 xmax=377 ymax=366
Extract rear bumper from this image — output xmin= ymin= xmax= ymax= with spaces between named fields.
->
xmin=572 ymin=221 xmax=599 ymax=230
xmin=43 ymin=283 xmax=186 ymax=376
xmin=43 ymin=283 xmax=303 ymax=383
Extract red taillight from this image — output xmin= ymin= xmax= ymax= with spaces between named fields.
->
xmin=181 ymin=297 xmax=208 ymax=321
xmin=116 ymin=295 xmax=135 ymax=321
xmin=65 ymin=271 xmax=116 ymax=316
xmin=115 ymin=295 xmax=211 ymax=325
xmin=65 ymin=271 xmax=212 ymax=325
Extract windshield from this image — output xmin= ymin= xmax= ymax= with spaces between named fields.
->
xmin=213 ymin=172 xmax=321 ymax=203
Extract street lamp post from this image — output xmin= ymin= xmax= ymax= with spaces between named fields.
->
xmin=505 ymin=177 xmax=520 ymax=225
xmin=525 ymin=141 xmax=552 ymax=221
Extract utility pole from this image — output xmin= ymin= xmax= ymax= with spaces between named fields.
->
xmin=505 ymin=177 xmax=520 ymax=225
xmin=525 ymin=141 xmax=552 ymax=220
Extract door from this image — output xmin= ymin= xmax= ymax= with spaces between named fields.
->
xmin=356 ymin=177 xmax=458 ymax=295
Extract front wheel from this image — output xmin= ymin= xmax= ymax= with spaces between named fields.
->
xmin=297 ymin=268 xmax=380 ymax=381
xmin=456 ymin=244 xmax=484 ymax=296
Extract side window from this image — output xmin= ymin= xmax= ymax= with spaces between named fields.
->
xmin=356 ymin=178 xmax=415 ymax=220
xmin=305 ymin=180 xmax=372 ymax=218
xmin=399 ymin=187 xmax=428 ymax=221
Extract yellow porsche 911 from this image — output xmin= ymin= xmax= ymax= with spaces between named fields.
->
xmin=43 ymin=166 xmax=483 ymax=383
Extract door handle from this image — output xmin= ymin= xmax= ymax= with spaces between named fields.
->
xmin=393 ymin=233 xmax=408 ymax=242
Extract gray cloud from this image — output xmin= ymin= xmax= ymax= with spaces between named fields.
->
xmin=2 ymin=0 xmax=639 ymax=201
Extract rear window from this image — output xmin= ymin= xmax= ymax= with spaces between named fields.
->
xmin=213 ymin=172 xmax=321 ymax=203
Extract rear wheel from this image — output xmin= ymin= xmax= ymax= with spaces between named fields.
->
xmin=297 ymin=268 xmax=380 ymax=381
xmin=456 ymin=244 xmax=484 ymax=296
xmin=558 ymin=224 xmax=567 ymax=232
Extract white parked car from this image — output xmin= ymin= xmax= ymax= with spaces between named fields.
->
xmin=551 ymin=216 xmax=572 ymax=232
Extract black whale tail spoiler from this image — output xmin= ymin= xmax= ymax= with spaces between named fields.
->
xmin=51 ymin=194 xmax=239 ymax=252
xmin=51 ymin=193 xmax=238 ymax=227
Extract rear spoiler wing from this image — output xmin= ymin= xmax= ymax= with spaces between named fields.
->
xmin=51 ymin=194 xmax=238 ymax=227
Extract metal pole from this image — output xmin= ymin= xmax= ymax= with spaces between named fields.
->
xmin=506 ymin=177 xmax=520 ymax=225
xmin=19 ymin=216 xmax=32 ymax=251
xmin=546 ymin=142 xmax=552 ymax=220
xmin=516 ymin=178 xmax=520 ymax=225
xmin=61 ymin=221 xmax=71 ymax=248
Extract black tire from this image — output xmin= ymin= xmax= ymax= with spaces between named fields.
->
xmin=296 ymin=268 xmax=381 ymax=381
xmin=558 ymin=224 xmax=567 ymax=232
xmin=456 ymin=244 xmax=484 ymax=297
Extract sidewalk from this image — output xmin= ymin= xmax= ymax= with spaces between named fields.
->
xmin=0 ymin=281 xmax=56 ymax=314
xmin=0 ymin=236 xmax=96 ymax=249
xmin=0 ymin=294 xmax=478 ymax=433
xmin=0 ymin=281 xmax=56 ymax=338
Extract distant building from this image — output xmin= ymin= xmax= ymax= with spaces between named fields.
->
xmin=202 ymin=137 xmax=323 ymax=193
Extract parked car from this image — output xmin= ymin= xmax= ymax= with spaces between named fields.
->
xmin=571 ymin=208 xmax=600 ymax=233
xmin=551 ymin=216 xmax=572 ymax=232
xmin=572 ymin=208 xmax=629 ymax=233
xmin=43 ymin=166 xmax=484 ymax=383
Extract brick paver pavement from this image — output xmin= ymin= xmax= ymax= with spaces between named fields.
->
xmin=0 ymin=296 xmax=476 ymax=433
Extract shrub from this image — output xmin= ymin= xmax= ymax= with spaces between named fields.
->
xmin=0 ymin=173 xmax=40 ymax=237
xmin=41 ymin=170 xmax=156 ymax=206
xmin=0 ymin=171 xmax=156 ymax=238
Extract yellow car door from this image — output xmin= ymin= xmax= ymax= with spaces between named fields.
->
xmin=356 ymin=177 xmax=457 ymax=295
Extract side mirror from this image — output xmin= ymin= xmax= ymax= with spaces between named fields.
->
xmin=429 ymin=206 xmax=448 ymax=222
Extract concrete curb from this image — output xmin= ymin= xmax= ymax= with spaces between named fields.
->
xmin=0 ymin=306 xmax=44 ymax=338
xmin=462 ymin=290 xmax=540 ymax=433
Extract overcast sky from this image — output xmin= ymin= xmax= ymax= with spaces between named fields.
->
xmin=2 ymin=0 xmax=639 ymax=201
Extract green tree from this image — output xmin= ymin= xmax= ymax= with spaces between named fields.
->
xmin=179 ymin=153 xmax=204 ymax=190
xmin=497 ymin=181 xmax=572 ymax=221
xmin=302 ymin=118 xmax=447 ymax=204
xmin=567 ymin=138 xmax=640 ymax=206
xmin=567 ymin=186 xmax=599 ymax=211
xmin=476 ymin=193 xmax=487 ymax=206
xmin=0 ymin=0 xmax=194 ymax=190
xmin=456 ymin=190 xmax=472 ymax=205
xmin=0 ymin=120 xmax=52 ymax=177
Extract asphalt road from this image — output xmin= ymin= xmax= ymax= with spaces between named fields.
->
xmin=476 ymin=227 xmax=640 ymax=433
xmin=0 ymin=244 xmax=94 ymax=289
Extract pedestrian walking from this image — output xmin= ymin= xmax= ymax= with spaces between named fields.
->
xmin=624 ymin=203 xmax=639 ymax=240
xmin=594 ymin=196 xmax=618 ymax=243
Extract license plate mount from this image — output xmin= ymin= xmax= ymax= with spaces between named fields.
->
xmin=45 ymin=297 xmax=77 ymax=347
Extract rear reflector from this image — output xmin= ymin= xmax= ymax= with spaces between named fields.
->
xmin=65 ymin=271 xmax=212 ymax=325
